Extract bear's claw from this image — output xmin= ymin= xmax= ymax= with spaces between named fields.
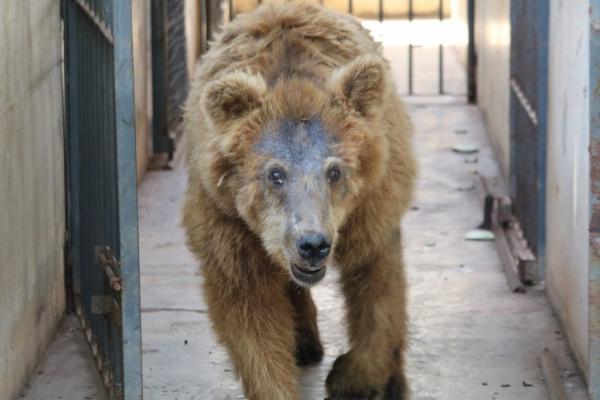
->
xmin=325 ymin=394 xmax=376 ymax=400
xmin=295 ymin=330 xmax=324 ymax=366
xmin=326 ymin=354 xmax=406 ymax=400
xmin=382 ymin=373 xmax=407 ymax=400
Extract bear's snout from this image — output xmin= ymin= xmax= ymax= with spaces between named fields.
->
xmin=296 ymin=233 xmax=331 ymax=264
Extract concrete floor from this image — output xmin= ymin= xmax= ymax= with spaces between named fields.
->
xmin=20 ymin=316 xmax=106 ymax=400
xmin=401 ymin=105 xmax=586 ymax=400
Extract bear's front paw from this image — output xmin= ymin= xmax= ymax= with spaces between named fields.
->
xmin=325 ymin=394 xmax=376 ymax=400
xmin=382 ymin=373 xmax=407 ymax=400
xmin=325 ymin=353 xmax=407 ymax=400
xmin=295 ymin=328 xmax=324 ymax=366
xmin=325 ymin=354 xmax=378 ymax=400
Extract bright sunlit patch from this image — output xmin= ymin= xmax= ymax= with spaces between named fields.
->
xmin=362 ymin=19 xmax=468 ymax=47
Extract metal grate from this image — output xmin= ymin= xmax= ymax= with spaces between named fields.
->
xmin=509 ymin=0 xmax=549 ymax=280
xmin=64 ymin=0 xmax=142 ymax=398
xmin=166 ymin=0 xmax=189 ymax=138
xmin=151 ymin=0 xmax=189 ymax=159
xmin=228 ymin=0 xmax=471 ymax=98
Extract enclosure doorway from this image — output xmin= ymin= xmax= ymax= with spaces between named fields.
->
xmin=230 ymin=0 xmax=475 ymax=102
xmin=63 ymin=0 xmax=142 ymax=398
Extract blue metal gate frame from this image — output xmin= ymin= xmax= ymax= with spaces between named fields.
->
xmin=113 ymin=0 xmax=143 ymax=397
xmin=589 ymin=1 xmax=600 ymax=397
xmin=64 ymin=0 xmax=142 ymax=398
xmin=509 ymin=0 xmax=549 ymax=281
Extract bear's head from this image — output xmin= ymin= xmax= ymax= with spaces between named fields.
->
xmin=196 ymin=56 xmax=391 ymax=287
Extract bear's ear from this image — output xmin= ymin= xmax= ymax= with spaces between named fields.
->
xmin=329 ymin=55 xmax=386 ymax=118
xmin=204 ymin=72 xmax=266 ymax=127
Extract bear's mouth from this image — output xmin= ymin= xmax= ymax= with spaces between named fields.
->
xmin=291 ymin=264 xmax=327 ymax=285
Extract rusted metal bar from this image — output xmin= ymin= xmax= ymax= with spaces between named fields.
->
xmin=103 ymin=264 xmax=122 ymax=291
xmin=496 ymin=229 xmax=527 ymax=292
xmin=348 ymin=0 xmax=353 ymax=15
xmin=475 ymin=174 xmax=533 ymax=292
xmin=378 ymin=0 xmax=383 ymax=22
xmin=96 ymin=246 xmax=122 ymax=292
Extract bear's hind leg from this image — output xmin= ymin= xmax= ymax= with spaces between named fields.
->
xmin=287 ymin=282 xmax=324 ymax=366
xmin=326 ymin=251 xmax=408 ymax=400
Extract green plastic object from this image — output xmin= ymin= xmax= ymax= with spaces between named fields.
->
xmin=452 ymin=144 xmax=480 ymax=154
xmin=465 ymin=229 xmax=495 ymax=241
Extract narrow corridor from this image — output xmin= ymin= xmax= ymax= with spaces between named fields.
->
xmin=21 ymin=20 xmax=588 ymax=400
xmin=137 ymin=103 xmax=587 ymax=399
xmin=23 ymin=99 xmax=588 ymax=400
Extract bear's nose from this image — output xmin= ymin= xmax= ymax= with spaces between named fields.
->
xmin=297 ymin=233 xmax=331 ymax=264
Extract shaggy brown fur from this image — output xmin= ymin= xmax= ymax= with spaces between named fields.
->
xmin=183 ymin=2 xmax=416 ymax=399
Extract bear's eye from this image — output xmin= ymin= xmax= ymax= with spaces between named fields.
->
xmin=268 ymin=168 xmax=286 ymax=186
xmin=327 ymin=166 xmax=341 ymax=184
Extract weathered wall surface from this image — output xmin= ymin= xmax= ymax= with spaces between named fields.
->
xmin=133 ymin=0 xmax=152 ymax=182
xmin=448 ymin=0 xmax=468 ymax=71
xmin=0 ymin=0 xmax=66 ymax=398
xmin=474 ymin=0 xmax=511 ymax=177
xmin=474 ymin=0 xmax=591 ymax=377
xmin=545 ymin=0 xmax=590 ymax=377
xmin=185 ymin=0 xmax=203 ymax=76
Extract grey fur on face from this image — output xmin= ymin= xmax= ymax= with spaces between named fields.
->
xmin=256 ymin=118 xmax=333 ymax=176
xmin=255 ymin=118 xmax=341 ymax=262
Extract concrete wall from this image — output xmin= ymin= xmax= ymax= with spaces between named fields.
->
xmin=474 ymin=0 xmax=511 ymax=177
xmin=545 ymin=0 xmax=590 ymax=377
xmin=0 ymin=0 xmax=66 ymax=398
xmin=133 ymin=0 xmax=152 ymax=182
xmin=449 ymin=0 xmax=468 ymax=70
xmin=185 ymin=0 xmax=204 ymax=76
xmin=474 ymin=0 xmax=591 ymax=377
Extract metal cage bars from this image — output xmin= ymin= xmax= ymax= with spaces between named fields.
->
xmin=227 ymin=0 xmax=458 ymax=97
xmin=64 ymin=0 xmax=142 ymax=398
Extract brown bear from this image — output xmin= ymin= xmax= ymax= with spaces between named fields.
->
xmin=183 ymin=2 xmax=416 ymax=399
